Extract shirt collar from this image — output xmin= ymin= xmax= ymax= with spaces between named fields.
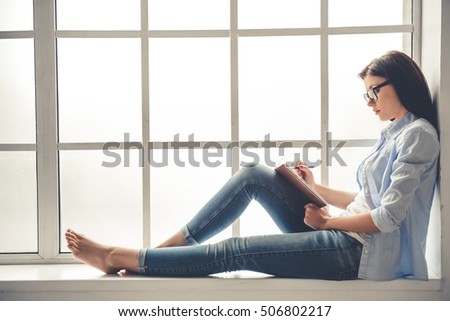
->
xmin=382 ymin=112 xmax=417 ymax=139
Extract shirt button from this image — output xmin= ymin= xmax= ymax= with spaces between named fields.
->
xmin=364 ymin=250 xmax=369 ymax=254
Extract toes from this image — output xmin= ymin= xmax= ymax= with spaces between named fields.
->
xmin=65 ymin=229 xmax=81 ymax=241
xmin=67 ymin=243 xmax=79 ymax=253
xmin=65 ymin=228 xmax=76 ymax=237
xmin=68 ymin=229 xmax=85 ymax=240
xmin=65 ymin=229 xmax=81 ymax=250
xmin=65 ymin=229 xmax=75 ymax=238
xmin=65 ymin=234 xmax=77 ymax=244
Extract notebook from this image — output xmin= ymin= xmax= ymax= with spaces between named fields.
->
xmin=274 ymin=163 xmax=327 ymax=208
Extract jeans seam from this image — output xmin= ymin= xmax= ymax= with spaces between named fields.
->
xmin=337 ymin=266 xmax=360 ymax=280
xmin=189 ymin=183 xmax=250 ymax=236
xmin=146 ymin=245 xmax=360 ymax=274
xmin=137 ymin=249 xmax=148 ymax=275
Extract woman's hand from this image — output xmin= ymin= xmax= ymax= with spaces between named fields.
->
xmin=293 ymin=161 xmax=316 ymax=189
xmin=304 ymin=204 xmax=380 ymax=233
xmin=304 ymin=203 xmax=330 ymax=230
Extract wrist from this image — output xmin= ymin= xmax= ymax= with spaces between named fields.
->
xmin=312 ymin=182 xmax=324 ymax=194
xmin=322 ymin=215 xmax=333 ymax=230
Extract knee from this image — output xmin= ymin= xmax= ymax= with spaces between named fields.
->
xmin=234 ymin=162 xmax=268 ymax=180
xmin=239 ymin=162 xmax=267 ymax=174
xmin=240 ymin=161 xmax=259 ymax=168
xmin=219 ymin=236 xmax=247 ymax=254
xmin=236 ymin=163 xmax=273 ymax=181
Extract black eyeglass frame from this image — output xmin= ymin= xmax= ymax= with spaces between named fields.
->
xmin=363 ymin=80 xmax=391 ymax=103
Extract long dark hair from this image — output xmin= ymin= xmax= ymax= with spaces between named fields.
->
xmin=358 ymin=50 xmax=438 ymax=131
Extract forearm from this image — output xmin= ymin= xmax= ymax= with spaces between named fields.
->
xmin=324 ymin=212 xmax=380 ymax=233
xmin=314 ymin=184 xmax=357 ymax=210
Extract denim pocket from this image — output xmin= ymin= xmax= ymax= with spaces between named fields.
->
xmin=337 ymin=266 xmax=359 ymax=280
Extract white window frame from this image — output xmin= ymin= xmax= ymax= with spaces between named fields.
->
xmin=0 ymin=0 xmax=433 ymax=266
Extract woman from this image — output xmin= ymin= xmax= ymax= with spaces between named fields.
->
xmin=66 ymin=51 xmax=439 ymax=281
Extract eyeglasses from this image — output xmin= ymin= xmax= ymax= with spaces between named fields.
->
xmin=363 ymin=80 xmax=391 ymax=103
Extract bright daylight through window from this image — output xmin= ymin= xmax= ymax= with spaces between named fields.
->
xmin=2 ymin=0 xmax=436 ymax=276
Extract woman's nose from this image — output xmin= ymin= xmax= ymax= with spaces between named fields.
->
xmin=367 ymin=99 xmax=375 ymax=107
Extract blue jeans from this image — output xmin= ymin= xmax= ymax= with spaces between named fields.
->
xmin=138 ymin=164 xmax=363 ymax=280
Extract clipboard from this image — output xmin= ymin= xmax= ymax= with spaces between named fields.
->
xmin=274 ymin=164 xmax=327 ymax=208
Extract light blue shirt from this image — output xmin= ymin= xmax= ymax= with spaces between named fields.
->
xmin=356 ymin=112 xmax=439 ymax=280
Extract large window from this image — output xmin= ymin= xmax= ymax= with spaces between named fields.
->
xmin=0 ymin=0 xmax=421 ymax=262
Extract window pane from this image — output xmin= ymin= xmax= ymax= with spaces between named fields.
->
xmin=58 ymin=39 xmax=141 ymax=143
xmin=0 ymin=0 xmax=33 ymax=31
xmin=329 ymin=0 xmax=408 ymax=27
xmin=59 ymin=150 xmax=142 ymax=251
xmin=149 ymin=38 xmax=230 ymax=141
xmin=149 ymin=0 xmax=229 ymax=30
xmin=56 ymin=0 xmax=140 ymax=30
xmin=150 ymin=149 xmax=231 ymax=247
xmin=329 ymin=33 xmax=405 ymax=140
xmin=0 ymin=39 xmax=35 ymax=143
xmin=239 ymin=36 xmax=321 ymax=141
xmin=239 ymin=0 xmax=320 ymax=29
xmin=0 ymin=152 xmax=37 ymax=253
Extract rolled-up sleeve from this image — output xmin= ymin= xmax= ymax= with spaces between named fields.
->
xmin=370 ymin=128 xmax=439 ymax=233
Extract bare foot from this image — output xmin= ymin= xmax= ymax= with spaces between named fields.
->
xmin=65 ymin=229 xmax=120 ymax=274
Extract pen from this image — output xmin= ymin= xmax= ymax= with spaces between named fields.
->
xmin=281 ymin=160 xmax=317 ymax=169
xmin=285 ymin=161 xmax=316 ymax=169
xmin=294 ymin=165 xmax=316 ymax=169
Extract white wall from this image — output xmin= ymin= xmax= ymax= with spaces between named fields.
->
xmin=438 ymin=0 xmax=450 ymax=300
xmin=421 ymin=0 xmax=450 ymax=299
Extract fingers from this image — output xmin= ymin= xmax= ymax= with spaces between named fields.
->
xmin=304 ymin=203 xmax=317 ymax=220
xmin=295 ymin=162 xmax=312 ymax=175
xmin=295 ymin=161 xmax=308 ymax=168
xmin=304 ymin=203 xmax=318 ymax=210
xmin=293 ymin=162 xmax=309 ymax=179
xmin=303 ymin=203 xmax=325 ymax=230
xmin=296 ymin=164 xmax=311 ymax=173
xmin=303 ymin=206 xmax=316 ymax=230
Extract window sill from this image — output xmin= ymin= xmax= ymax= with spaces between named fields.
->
xmin=0 ymin=264 xmax=443 ymax=301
